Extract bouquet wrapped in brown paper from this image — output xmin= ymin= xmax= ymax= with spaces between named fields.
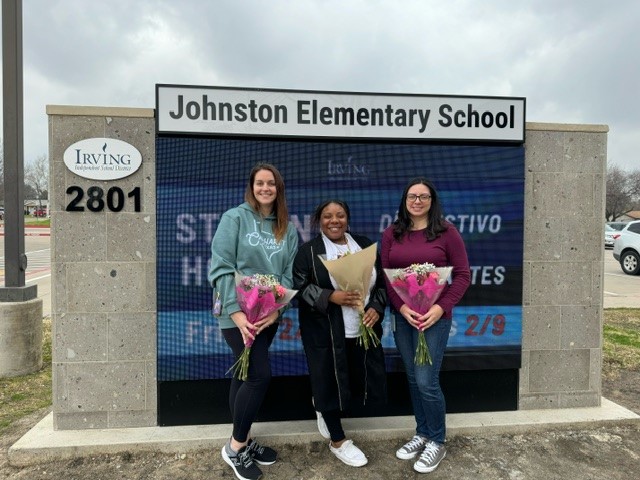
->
xmin=319 ymin=243 xmax=380 ymax=349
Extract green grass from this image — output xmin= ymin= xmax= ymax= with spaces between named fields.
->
xmin=1 ymin=216 xmax=51 ymax=227
xmin=603 ymin=309 xmax=640 ymax=374
xmin=23 ymin=216 xmax=50 ymax=227
xmin=0 ymin=318 xmax=52 ymax=434
xmin=604 ymin=325 xmax=640 ymax=349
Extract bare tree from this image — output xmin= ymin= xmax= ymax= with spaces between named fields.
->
xmin=606 ymin=165 xmax=639 ymax=220
xmin=629 ymin=170 xmax=640 ymax=202
xmin=24 ymin=154 xmax=49 ymax=211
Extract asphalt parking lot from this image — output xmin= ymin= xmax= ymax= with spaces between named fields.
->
xmin=603 ymin=251 xmax=640 ymax=307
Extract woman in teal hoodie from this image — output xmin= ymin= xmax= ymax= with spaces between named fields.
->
xmin=208 ymin=163 xmax=298 ymax=480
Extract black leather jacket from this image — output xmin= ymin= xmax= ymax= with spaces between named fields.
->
xmin=293 ymin=233 xmax=387 ymax=412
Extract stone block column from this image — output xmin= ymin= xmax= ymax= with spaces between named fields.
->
xmin=0 ymin=299 xmax=43 ymax=377
xmin=47 ymin=106 xmax=156 ymax=429
xmin=520 ymin=123 xmax=608 ymax=409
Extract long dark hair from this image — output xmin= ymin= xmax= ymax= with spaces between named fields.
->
xmin=311 ymin=199 xmax=351 ymax=231
xmin=244 ymin=163 xmax=289 ymax=242
xmin=393 ymin=177 xmax=448 ymax=241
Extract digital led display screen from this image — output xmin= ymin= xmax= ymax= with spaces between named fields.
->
xmin=157 ymin=137 xmax=524 ymax=381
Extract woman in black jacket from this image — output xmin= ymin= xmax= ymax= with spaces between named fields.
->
xmin=293 ymin=199 xmax=387 ymax=468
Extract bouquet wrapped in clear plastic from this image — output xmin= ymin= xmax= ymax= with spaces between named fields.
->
xmin=319 ymin=243 xmax=380 ymax=349
xmin=384 ymin=263 xmax=452 ymax=365
xmin=227 ymin=273 xmax=297 ymax=380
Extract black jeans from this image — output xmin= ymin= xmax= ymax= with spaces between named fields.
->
xmin=222 ymin=323 xmax=278 ymax=443
xmin=320 ymin=337 xmax=367 ymax=442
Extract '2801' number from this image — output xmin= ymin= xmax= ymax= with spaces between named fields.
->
xmin=66 ymin=186 xmax=141 ymax=212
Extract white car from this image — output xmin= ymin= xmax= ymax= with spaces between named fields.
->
xmin=612 ymin=220 xmax=640 ymax=275
xmin=604 ymin=224 xmax=619 ymax=248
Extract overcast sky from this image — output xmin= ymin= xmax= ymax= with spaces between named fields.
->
xmin=6 ymin=0 xmax=639 ymax=170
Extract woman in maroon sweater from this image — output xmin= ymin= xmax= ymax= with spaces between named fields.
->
xmin=381 ymin=177 xmax=470 ymax=474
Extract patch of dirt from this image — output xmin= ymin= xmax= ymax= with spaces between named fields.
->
xmin=2 ymin=377 xmax=639 ymax=480
xmin=602 ymin=369 xmax=640 ymax=414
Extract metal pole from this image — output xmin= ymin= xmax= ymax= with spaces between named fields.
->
xmin=1 ymin=0 xmax=36 ymax=301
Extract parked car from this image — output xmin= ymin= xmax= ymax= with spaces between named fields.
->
xmin=605 ymin=224 xmax=620 ymax=249
xmin=612 ymin=220 xmax=640 ymax=275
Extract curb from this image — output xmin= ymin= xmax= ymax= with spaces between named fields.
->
xmin=7 ymin=398 xmax=640 ymax=467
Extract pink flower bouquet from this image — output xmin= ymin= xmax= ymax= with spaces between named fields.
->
xmin=319 ymin=244 xmax=380 ymax=350
xmin=384 ymin=263 xmax=453 ymax=365
xmin=227 ymin=273 xmax=297 ymax=380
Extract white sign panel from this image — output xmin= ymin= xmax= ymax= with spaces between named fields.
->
xmin=156 ymin=85 xmax=525 ymax=142
xmin=63 ymin=138 xmax=143 ymax=180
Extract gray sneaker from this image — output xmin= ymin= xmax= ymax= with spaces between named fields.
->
xmin=396 ymin=435 xmax=427 ymax=460
xmin=221 ymin=444 xmax=263 ymax=480
xmin=414 ymin=440 xmax=446 ymax=473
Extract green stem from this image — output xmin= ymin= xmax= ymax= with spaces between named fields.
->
xmin=226 ymin=346 xmax=252 ymax=381
xmin=357 ymin=314 xmax=380 ymax=350
xmin=414 ymin=331 xmax=433 ymax=365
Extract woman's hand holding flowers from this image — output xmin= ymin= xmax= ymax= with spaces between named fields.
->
xmin=400 ymin=303 xmax=444 ymax=331
xmin=231 ymin=311 xmax=256 ymax=344
xmin=399 ymin=303 xmax=422 ymax=329
xmin=253 ymin=310 xmax=279 ymax=334
xmin=329 ymin=290 xmax=362 ymax=308
xmin=361 ymin=307 xmax=380 ymax=328
xmin=417 ymin=304 xmax=444 ymax=331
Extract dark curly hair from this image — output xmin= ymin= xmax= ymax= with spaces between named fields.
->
xmin=311 ymin=199 xmax=351 ymax=231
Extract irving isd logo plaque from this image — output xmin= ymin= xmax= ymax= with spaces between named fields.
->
xmin=63 ymin=138 xmax=142 ymax=180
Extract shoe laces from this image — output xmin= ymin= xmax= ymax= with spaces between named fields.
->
xmin=237 ymin=448 xmax=254 ymax=468
xmin=247 ymin=440 xmax=265 ymax=456
xmin=419 ymin=442 xmax=440 ymax=462
xmin=403 ymin=435 xmax=425 ymax=451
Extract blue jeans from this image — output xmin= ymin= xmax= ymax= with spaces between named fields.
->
xmin=393 ymin=312 xmax=451 ymax=444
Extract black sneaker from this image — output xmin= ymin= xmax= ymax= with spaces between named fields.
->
xmin=247 ymin=438 xmax=277 ymax=465
xmin=221 ymin=445 xmax=263 ymax=480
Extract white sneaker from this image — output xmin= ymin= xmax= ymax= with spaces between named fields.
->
xmin=329 ymin=439 xmax=368 ymax=467
xmin=316 ymin=411 xmax=330 ymax=439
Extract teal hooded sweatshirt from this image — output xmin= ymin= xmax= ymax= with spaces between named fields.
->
xmin=208 ymin=202 xmax=298 ymax=329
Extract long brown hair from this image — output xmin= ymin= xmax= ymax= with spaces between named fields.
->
xmin=244 ymin=163 xmax=289 ymax=242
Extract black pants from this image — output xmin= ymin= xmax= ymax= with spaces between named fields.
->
xmin=320 ymin=337 xmax=367 ymax=442
xmin=222 ymin=323 xmax=278 ymax=443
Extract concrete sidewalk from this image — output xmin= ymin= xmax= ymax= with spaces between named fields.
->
xmin=8 ymin=397 xmax=639 ymax=467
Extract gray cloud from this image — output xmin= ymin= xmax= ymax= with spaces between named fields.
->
xmin=10 ymin=0 xmax=638 ymax=170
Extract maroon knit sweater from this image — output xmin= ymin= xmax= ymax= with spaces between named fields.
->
xmin=381 ymin=223 xmax=471 ymax=319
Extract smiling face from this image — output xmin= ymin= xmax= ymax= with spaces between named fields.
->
xmin=405 ymin=183 xmax=432 ymax=222
xmin=320 ymin=202 xmax=349 ymax=243
xmin=252 ymin=169 xmax=277 ymax=213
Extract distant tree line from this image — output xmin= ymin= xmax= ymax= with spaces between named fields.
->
xmin=1 ymin=143 xmax=637 ymax=222
xmin=606 ymin=165 xmax=640 ymax=221
xmin=0 ymin=145 xmax=49 ymax=209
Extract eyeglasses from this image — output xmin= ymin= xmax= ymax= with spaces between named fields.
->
xmin=407 ymin=193 xmax=432 ymax=202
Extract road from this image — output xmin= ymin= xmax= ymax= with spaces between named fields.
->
xmin=603 ymin=248 xmax=640 ymax=308
xmin=1 ymin=235 xmax=639 ymax=317
xmin=0 ymin=233 xmax=52 ymax=316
